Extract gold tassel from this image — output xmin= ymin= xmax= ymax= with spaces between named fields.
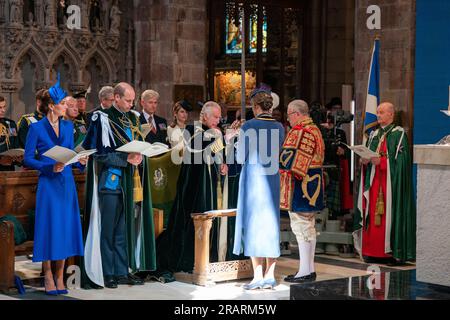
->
xmin=217 ymin=173 xmax=223 ymax=210
xmin=375 ymin=186 xmax=384 ymax=226
xmin=133 ymin=166 xmax=143 ymax=202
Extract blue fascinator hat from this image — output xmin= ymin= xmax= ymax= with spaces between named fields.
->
xmin=249 ymin=83 xmax=272 ymax=99
xmin=49 ymin=73 xmax=68 ymax=105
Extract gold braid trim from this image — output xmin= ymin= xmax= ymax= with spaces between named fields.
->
xmin=0 ymin=123 xmax=10 ymax=148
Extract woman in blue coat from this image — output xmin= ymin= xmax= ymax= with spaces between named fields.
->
xmin=24 ymin=78 xmax=87 ymax=295
xmin=233 ymin=90 xmax=285 ymax=290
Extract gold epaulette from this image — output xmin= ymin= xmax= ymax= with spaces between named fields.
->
xmin=210 ymin=138 xmax=225 ymax=153
xmin=17 ymin=113 xmax=35 ymax=127
xmin=73 ymin=118 xmax=86 ymax=125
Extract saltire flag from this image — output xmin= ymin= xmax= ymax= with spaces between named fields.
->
xmin=363 ymin=39 xmax=380 ymax=143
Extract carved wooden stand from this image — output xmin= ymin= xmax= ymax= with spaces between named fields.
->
xmin=174 ymin=211 xmax=252 ymax=286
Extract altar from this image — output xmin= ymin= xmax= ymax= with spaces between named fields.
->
xmin=414 ymin=144 xmax=450 ymax=287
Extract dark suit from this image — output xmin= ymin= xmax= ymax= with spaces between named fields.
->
xmin=139 ymin=113 xmax=169 ymax=146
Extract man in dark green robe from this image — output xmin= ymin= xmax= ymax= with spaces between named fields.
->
xmin=155 ymin=102 xmax=228 ymax=280
xmin=354 ymin=102 xmax=416 ymax=264
xmin=82 ymin=82 xmax=156 ymax=289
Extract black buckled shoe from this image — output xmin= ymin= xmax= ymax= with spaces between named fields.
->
xmin=284 ymin=274 xmax=296 ymax=282
xmin=285 ymin=274 xmax=314 ymax=283
xmin=104 ymin=277 xmax=118 ymax=289
xmin=285 ymin=272 xmax=317 ymax=282
xmin=116 ymin=274 xmax=145 ymax=286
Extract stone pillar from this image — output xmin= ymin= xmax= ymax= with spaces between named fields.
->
xmin=134 ymin=0 xmax=207 ymax=121
xmin=303 ymin=0 xmax=323 ymax=103
xmin=324 ymin=0 xmax=355 ymax=102
xmin=354 ymin=1 xmax=416 ymax=144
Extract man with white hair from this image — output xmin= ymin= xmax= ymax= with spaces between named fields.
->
xmin=280 ymin=99 xmax=325 ymax=283
xmin=355 ymin=102 xmax=416 ymax=266
xmin=139 ymin=89 xmax=169 ymax=146
xmin=155 ymin=101 xmax=228 ymax=280
xmin=86 ymin=86 xmax=115 ymax=128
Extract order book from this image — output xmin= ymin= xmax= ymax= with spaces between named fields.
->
xmin=43 ymin=146 xmax=97 ymax=166
xmin=116 ymin=140 xmax=170 ymax=158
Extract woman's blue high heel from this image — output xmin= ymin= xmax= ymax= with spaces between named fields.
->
xmin=242 ymin=279 xmax=265 ymax=290
xmin=45 ymin=290 xmax=58 ymax=296
xmin=57 ymin=289 xmax=68 ymax=295
xmin=262 ymin=278 xmax=277 ymax=289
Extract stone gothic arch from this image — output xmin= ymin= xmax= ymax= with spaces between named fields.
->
xmin=47 ymin=41 xmax=82 ymax=94
xmin=81 ymin=44 xmax=117 ymax=84
xmin=10 ymin=39 xmax=47 ymax=83
xmin=82 ymin=49 xmax=116 ymax=108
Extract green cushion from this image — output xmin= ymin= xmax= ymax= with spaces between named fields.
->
xmin=0 ymin=215 xmax=27 ymax=245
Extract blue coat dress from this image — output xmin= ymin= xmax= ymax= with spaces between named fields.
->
xmin=24 ymin=117 xmax=84 ymax=262
xmin=233 ymin=114 xmax=285 ymax=258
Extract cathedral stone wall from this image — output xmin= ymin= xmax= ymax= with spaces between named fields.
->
xmin=134 ymin=0 xmax=207 ymax=121
xmin=324 ymin=0 xmax=354 ymax=103
xmin=355 ymin=0 xmax=416 ymax=142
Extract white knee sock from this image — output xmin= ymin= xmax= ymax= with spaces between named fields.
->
xmin=296 ymin=241 xmax=311 ymax=278
xmin=310 ymin=239 xmax=316 ymax=273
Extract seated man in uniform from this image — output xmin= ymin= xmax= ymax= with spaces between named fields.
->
xmin=17 ymin=89 xmax=46 ymax=148
xmin=0 ymin=96 xmax=20 ymax=171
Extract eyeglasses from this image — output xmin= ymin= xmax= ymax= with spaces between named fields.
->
xmin=287 ymin=111 xmax=298 ymax=116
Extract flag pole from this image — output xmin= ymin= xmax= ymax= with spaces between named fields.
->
xmin=241 ymin=6 xmax=246 ymax=120
xmin=361 ymin=36 xmax=380 ymax=144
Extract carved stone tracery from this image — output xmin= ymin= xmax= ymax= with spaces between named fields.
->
xmin=1 ymin=0 xmax=127 ymax=117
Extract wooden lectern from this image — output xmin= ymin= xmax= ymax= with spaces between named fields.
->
xmin=174 ymin=210 xmax=252 ymax=286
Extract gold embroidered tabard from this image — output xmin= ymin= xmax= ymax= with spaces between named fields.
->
xmin=279 ymin=118 xmax=325 ymax=211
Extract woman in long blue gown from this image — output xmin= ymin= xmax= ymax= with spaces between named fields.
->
xmin=24 ymin=83 xmax=87 ymax=295
xmin=233 ymin=90 xmax=285 ymax=290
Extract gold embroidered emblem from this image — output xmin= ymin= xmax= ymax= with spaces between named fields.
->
xmin=280 ymin=149 xmax=294 ymax=168
xmin=111 ymin=174 xmax=116 ymax=181
xmin=301 ymin=174 xmax=321 ymax=206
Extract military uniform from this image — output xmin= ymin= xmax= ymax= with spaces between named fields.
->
xmin=76 ymin=112 xmax=88 ymax=125
xmin=0 ymin=117 xmax=20 ymax=171
xmin=17 ymin=111 xmax=44 ymax=148
xmin=73 ymin=118 xmax=88 ymax=148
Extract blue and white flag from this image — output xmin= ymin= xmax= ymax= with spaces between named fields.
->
xmin=363 ymin=39 xmax=380 ymax=142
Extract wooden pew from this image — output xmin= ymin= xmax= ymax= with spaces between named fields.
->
xmin=0 ymin=170 xmax=164 ymax=294
xmin=0 ymin=170 xmax=86 ymax=294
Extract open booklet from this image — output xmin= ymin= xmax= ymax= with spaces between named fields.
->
xmin=43 ymin=146 xmax=97 ymax=166
xmin=342 ymin=143 xmax=379 ymax=159
xmin=202 ymin=209 xmax=237 ymax=215
xmin=116 ymin=140 xmax=170 ymax=158
xmin=0 ymin=148 xmax=24 ymax=157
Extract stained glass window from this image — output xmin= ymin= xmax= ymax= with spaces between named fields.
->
xmin=249 ymin=15 xmax=267 ymax=53
xmin=225 ymin=16 xmax=243 ymax=54
xmin=225 ymin=8 xmax=267 ymax=54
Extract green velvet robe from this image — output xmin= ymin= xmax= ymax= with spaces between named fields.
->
xmin=82 ymin=107 xmax=156 ymax=286
xmin=355 ymin=124 xmax=416 ymax=261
